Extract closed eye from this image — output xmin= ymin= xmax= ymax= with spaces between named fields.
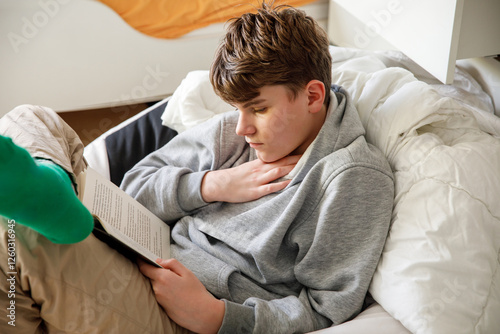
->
xmin=253 ymin=107 xmax=267 ymax=113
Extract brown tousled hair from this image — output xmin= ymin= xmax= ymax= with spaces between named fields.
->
xmin=210 ymin=2 xmax=332 ymax=106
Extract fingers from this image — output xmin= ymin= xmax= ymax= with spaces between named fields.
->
xmin=201 ymin=154 xmax=302 ymax=204
xmin=138 ymin=259 xmax=159 ymax=279
xmin=139 ymin=258 xmax=187 ymax=286
xmin=280 ymin=154 xmax=302 ymax=165
xmin=249 ymin=155 xmax=299 ymax=175
xmin=266 ymin=154 xmax=301 ymax=171
xmin=263 ymin=179 xmax=292 ymax=194
xmin=262 ymin=163 xmax=295 ymax=182
xmin=258 ymin=155 xmax=301 ymax=183
xmin=156 ymin=258 xmax=187 ymax=276
xmin=260 ymin=154 xmax=301 ymax=170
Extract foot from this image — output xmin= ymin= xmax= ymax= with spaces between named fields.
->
xmin=0 ymin=135 xmax=93 ymax=244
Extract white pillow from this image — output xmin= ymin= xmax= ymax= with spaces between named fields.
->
xmin=161 ymin=70 xmax=232 ymax=133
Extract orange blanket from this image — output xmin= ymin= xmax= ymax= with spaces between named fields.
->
xmin=97 ymin=0 xmax=317 ymax=39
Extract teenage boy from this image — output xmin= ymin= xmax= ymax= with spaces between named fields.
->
xmin=125 ymin=3 xmax=394 ymax=333
xmin=0 ymin=3 xmax=394 ymax=334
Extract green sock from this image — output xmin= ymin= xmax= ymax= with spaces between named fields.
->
xmin=0 ymin=135 xmax=93 ymax=244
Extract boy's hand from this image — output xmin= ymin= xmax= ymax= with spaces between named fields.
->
xmin=201 ymin=155 xmax=301 ymax=203
xmin=139 ymin=258 xmax=225 ymax=334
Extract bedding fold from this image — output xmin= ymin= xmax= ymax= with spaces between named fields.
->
xmin=328 ymin=46 xmax=500 ymax=334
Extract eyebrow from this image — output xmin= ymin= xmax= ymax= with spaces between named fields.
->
xmin=243 ymin=98 xmax=266 ymax=109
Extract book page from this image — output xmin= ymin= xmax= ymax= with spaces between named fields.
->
xmin=81 ymin=168 xmax=170 ymax=262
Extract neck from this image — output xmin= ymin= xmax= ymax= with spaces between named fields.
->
xmin=292 ymin=103 xmax=328 ymax=155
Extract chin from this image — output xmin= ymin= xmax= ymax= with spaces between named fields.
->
xmin=257 ymin=152 xmax=285 ymax=163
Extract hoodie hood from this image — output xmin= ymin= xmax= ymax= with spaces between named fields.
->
xmin=288 ymin=85 xmax=366 ymax=186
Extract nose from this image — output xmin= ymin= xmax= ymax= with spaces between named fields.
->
xmin=235 ymin=111 xmax=256 ymax=137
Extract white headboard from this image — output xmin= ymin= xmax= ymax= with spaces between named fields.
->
xmin=327 ymin=0 xmax=500 ymax=84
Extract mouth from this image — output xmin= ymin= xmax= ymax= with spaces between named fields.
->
xmin=249 ymin=143 xmax=263 ymax=149
xmin=246 ymin=139 xmax=263 ymax=149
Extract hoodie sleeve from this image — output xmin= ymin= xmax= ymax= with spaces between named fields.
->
xmin=120 ymin=112 xmax=244 ymax=223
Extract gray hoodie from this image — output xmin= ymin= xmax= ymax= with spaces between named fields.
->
xmin=121 ymin=87 xmax=394 ymax=334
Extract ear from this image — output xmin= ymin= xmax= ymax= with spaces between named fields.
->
xmin=305 ymin=80 xmax=326 ymax=114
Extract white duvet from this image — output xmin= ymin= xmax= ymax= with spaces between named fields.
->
xmin=329 ymin=47 xmax=500 ymax=334
xmin=162 ymin=46 xmax=500 ymax=334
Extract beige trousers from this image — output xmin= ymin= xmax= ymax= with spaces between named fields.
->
xmin=0 ymin=105 xmax=190 ymax=334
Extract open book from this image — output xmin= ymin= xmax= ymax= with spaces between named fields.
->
xmin=77 ymin=167 xmax=170 ymax=268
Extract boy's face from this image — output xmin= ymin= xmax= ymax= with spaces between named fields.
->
xmin=233 ymin=85 xmax=320 ymax=163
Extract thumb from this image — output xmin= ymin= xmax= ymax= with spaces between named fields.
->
xmin=156 ymin=258 xmax=187 ymax=276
